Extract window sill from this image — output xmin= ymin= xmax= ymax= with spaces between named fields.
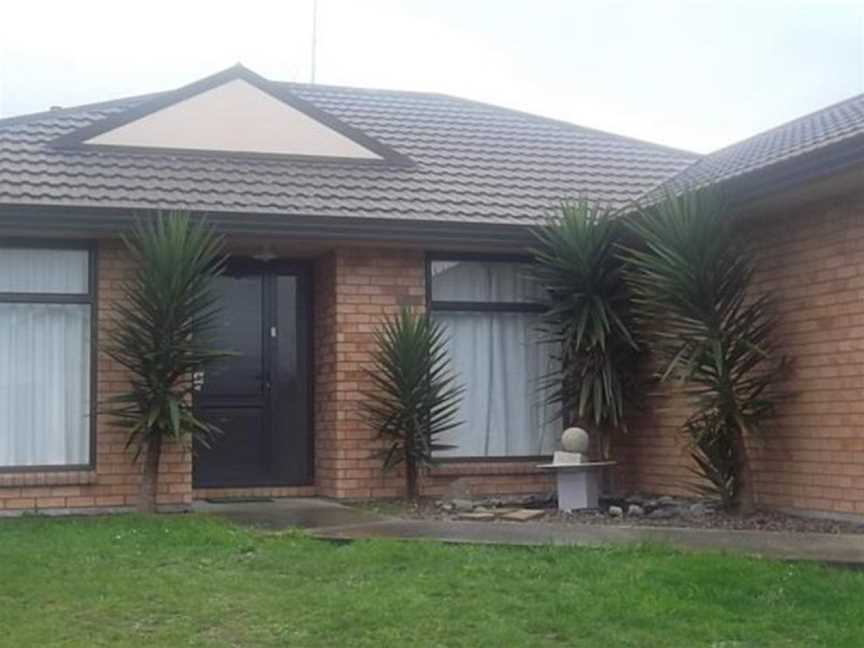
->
xmin=0 ymin=469 xmax=97 ymax=488
xmin=428 ymin=459 xmax=550 ymax=478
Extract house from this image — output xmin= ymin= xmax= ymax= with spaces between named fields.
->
xmin=0 ymin=64 xmax=861 ymax=519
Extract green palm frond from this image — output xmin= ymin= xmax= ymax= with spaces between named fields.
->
xmin=531 ymin=200 xmax=641 ymax=452
xmin=362 ymin=308 xmax=464 ymax=499
xmin=623 ymin=189 xmax=788 ymax=509
xmin=105 ymin=212 xmax=233 ymax=461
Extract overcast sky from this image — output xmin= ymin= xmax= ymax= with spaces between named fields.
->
xmin=1 ymin=0 xmax=862 ymax=153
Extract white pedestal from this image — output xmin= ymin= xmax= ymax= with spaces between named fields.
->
xmin=537 ymin=461 xmax=616 ymax=512
xmin=557 ymin=470 xmax=599 ymax=511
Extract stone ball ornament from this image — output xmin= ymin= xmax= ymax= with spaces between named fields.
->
xmin=560 ymin=427 xmax=590 ymax=453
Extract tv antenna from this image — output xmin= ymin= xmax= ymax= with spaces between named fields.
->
xmin=310 ymin=0 xmax=318 ymax=83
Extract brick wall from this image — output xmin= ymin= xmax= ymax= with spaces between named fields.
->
xmin=422 ymin=462 xmax=553 ymax=498
xmin=312 ymin=247 xmax=554 ymax=500
xmin=749 ymin=193 xmax=864 ymax=516
xmin=614 ymin=192 xmax=864 ymax=518
xmin=613 ymin=386 xmax=693 ymax=497
xmin=313 ymin=248 xmax=426 ymax=498
xmin=0 ymin=240 xmax=192 ymax=515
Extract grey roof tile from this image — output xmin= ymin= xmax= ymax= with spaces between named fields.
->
xmin=645 ymin=93 xmax=864 ymax=199
xmin=0 ymin=77 xmax=697 ymax=226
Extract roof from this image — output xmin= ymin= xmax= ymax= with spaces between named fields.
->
xmin=0 ymin=65 xmax=696 ymax=228
xmin=646 ymin=92 xmax=864 ymax=201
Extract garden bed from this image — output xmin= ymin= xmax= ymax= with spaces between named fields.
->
xmin=357 ymin=494 xmax=864 ymax=535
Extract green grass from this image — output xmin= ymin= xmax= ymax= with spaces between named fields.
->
xmin=1 ymin=515 xmax=861 ymax=647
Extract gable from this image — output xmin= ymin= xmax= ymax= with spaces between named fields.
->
xmin=81 ymin=78 xmax=383 ymax=160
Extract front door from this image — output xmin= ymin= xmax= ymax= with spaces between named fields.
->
xmin=193 ymin=259 xmax=312 ymax=489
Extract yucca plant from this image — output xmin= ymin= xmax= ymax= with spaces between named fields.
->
xmin=623 ymin=189 xmax=788 ymax=512
xmin=362 ymin=308 xmax=464 ymax=499
xmin=106 ymin=212 xmax=232 ymax=513
xmin=532 ymin=200 xmax=641 ymax=458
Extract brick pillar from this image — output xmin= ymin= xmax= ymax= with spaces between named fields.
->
xmin=313 ymin=248 xmax=426 ymax=498
xmin=98 ymin=242 xmax=193 ymax=511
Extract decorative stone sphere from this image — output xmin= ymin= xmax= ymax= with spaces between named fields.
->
xmin=561 ymin=427 xmax=589 ymax=453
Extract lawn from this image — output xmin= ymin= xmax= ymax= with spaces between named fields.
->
xmin=0 ymin=515 xmax=861 ymax=647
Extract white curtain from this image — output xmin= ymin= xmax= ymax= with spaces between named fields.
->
xmin=0 ymin=248 xmax=91 ymax=468
xmin=0 ymin=248 xmax=88 ymax=294
xmin=431 ymin=260 xmax=559 ymax=458
xmin=434 ymin=312 xmax=559 ymax=457
xmin=430 ymin=260 xmax=543 ymax=303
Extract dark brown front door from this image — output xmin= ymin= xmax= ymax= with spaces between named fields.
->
xmin=193 ymin=259 xmax=312 ymax=489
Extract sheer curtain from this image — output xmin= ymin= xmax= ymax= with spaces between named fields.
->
xmin=434 ymin=311 xmax=558 ymax=456
xmin=0 ymin=248 xmax=89 ymax=293
xmin=0 ymin=248 xmax=91 ymax=468
xmin=431 ymin=260 xmax=559 ymax=458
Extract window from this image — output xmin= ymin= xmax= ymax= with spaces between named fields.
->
xmin=428 ymin=256 xmax=559 ymax=458
xmin=0 ymin=244 xmax=93 ymax=469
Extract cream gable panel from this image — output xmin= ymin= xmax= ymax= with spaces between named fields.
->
xmin=86 ymin=79 xmax=381 ymax=159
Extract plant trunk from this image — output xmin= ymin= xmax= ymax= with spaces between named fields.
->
xmin=599 ymin=427 xmax=612 ymax=461
xmin=405 ymin=457 xmax=418 ymax=501
xmin=732 ymin=427 xmax=755 ymax=515
xmin=137 ymin=435 xmax=162 ymax=513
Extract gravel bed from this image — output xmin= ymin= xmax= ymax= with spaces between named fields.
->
xmin=557 ymin=508 xmax=864 ymax=535
xmin=355 ymin=496 xmax=864 ymax=535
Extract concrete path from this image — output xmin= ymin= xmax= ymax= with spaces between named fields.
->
xmin=194 ymin=497 xmax=387 ymax=531
xmin=194 ymin=498 xmax=864 ymax=566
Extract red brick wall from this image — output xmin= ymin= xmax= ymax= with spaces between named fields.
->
xmin=312 ymin=247 xmax=554 ymax=500
xmin=613 ymin=386 xmax=692 ymax=497
xmin=749 ymin=193 xmax=864 ymax=516
xmin=313 ymin=248 xmax=426 ymax=498
xmin=423 ymin=462 xmax=553 ymax=498
xmin=615 ymin=193 xmax=864 ymax=518
xmin=0 ymin=241 xmax=192 ymax=515
xmin=313 ymin=251 xmax=340 ymax=497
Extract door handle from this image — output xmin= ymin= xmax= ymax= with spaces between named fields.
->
xmin=193 ymin=371 xmax=205 ymax=392
xmin=258 ymin=373 xmax=272 ymax=392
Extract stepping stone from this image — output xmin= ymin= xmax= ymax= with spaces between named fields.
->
xmin=501 ymin=509 xmax=545 ymax=522
xmin=456 ymin=512 xmax=496 ymax=521
xmin=450 ymin=498 xmax=476 ymax=512
xmin=491 ymin=507 xmax=520 ymax=517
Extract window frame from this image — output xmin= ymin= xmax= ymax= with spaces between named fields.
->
xmin=425 ymin=251 xmax=553 ymax=463
xmin=0 ymin=238 xmax=98 ymax=473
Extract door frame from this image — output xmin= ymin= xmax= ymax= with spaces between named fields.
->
xmin=192 ymin=256 xmax=315 ymax=489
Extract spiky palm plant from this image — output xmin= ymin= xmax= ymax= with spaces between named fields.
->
xmin=362 ymin=308 xmax=464 ymax=499
xmin=532 ymin=200 xmax=641 ymax=458
xmin=623 ymin=189 xmax=788 ymax=512
xmin=106 ymin=212 xmax=231 ymax=513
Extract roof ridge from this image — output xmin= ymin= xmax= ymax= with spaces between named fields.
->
xmin=634 ymin=91 xmax=864 ymax=202
xmin=279 ymin=80 xmax=446 ymax=100
xmin=427 ymin=92 xmax=701 ymax=159
xmin=0 ymin=92 xmax=162 ymax=128
xmin=633 ymin=154 xmax=705 ymax=204
xmin=695 ymin=91 xmax=864 ymax=161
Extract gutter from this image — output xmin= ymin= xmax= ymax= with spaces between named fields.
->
xmin=0 ymin=205 xmax=540 ymax=250
xmin=725 ymin=131 xmax=864 ymax=209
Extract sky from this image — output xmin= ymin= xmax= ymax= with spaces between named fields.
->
xmin=0 ymin=0 xmax=862 ymax=153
